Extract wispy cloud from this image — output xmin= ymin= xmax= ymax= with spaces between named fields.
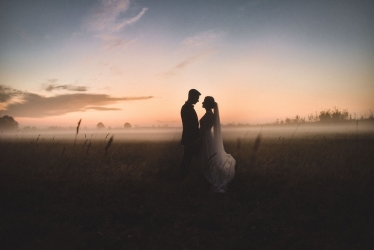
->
xmin=85 ymin=0 xmax=147 ymax=51
xmin=113 ymin=7 xmax=148 ymax=31
xmin=99 ymin=34 xmax=136 ymax=51
xmin=182 ymin=31 xmax=224 ymax=49
xmin=43 ymin=79 xmax=88 ymax=92
xmin=45 ymin=85 xmax=88 ymax=92
xmin=0 ymin=85 xmax=153 ymax=118
xmin=86 ymin=0 xmax=130 ymax=32
xmin=87 ymin=106 xmax=122 ymax=111
xmin=162 ymin=30 xmax=221 ymax=78
xmin=109 ymin=66 xmax=124 ymax=75
xmin=164 ymin=50 xmax=216 ymax=77
xmin=0 ymin=85 xmax=23 ymax=103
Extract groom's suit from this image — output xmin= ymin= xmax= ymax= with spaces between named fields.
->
xmin=180 ymin=101 xmax=199 ymax=178
xmin=181 ymin=101 xmax=199 ymax=145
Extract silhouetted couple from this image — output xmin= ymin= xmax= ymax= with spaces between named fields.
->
xmin=180 ymin=89 xmax=235 ymax=192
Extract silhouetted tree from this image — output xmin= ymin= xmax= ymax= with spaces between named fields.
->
xmin=319 ymin=107 xmax=350 ymax=123
xmin=331 ymin=107 xmax=349 ymax=122
xmin=292 ymin=115 xmax=305 ymax=123
xmin=369 ymin=110 xmax=374 ymax=120
xmin=124 ymin=122 xmax=132 ymax=129
xmin=308 ymin=112 xmax=319 ymax=122
xmin=97 ymin=122 xmax=105 ymax=129
xmin=273 ymin=107 xmax=373 ymax=126
xmin=0 ymin=115 xmax=19 ymax=130
xmin=319 ymin=110 xmax=332 ymax=123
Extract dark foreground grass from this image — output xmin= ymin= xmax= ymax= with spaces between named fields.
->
xmin=1 ymin=134 xmax=374 ymax=249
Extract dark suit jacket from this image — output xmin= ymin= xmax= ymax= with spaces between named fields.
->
xmin=181 ymin=101 xmax=199 ymax=145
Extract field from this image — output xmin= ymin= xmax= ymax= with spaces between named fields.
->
xmin=1 ymin=126 xmax=374 ymax=249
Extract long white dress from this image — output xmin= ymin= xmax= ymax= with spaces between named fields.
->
xmin=200 ymin=103 xmax=235 ymax=192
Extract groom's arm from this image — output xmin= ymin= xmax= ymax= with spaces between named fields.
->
xmin=181 ymin=106 xmax=199 ymax=137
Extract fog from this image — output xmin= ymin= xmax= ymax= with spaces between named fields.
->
xmin=1 ymin=122 xmax=373 ymax=142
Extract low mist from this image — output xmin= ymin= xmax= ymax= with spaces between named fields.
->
xmin=2 ymin=122 xmax=373 ymax=142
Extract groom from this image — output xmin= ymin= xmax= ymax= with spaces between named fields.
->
xmin=180 ymin=89 xmax=201 ymax=179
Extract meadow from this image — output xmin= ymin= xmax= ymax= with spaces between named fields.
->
xmin=1 ymin=125 xmax=374 ymax=249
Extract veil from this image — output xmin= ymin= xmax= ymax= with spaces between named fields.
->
xmin=213 ymin=103 xmax=224 ymax=154
xmin=207 ymin=102 xmax=235 ymax=192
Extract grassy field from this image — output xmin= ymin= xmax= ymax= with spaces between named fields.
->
xmin=1 ymin=129 xmax=374 ymax=249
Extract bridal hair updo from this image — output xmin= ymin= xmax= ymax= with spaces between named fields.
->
xmin=203 ymin=96 xmax=215 ymax=109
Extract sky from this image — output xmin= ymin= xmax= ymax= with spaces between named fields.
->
xmin=1 ymin=0 xmax=373 ymax=128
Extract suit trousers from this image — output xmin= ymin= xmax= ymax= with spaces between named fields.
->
xmin=180 ymin=141 xmax=197 ymax=177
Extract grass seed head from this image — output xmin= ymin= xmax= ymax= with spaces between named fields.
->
xmin=76 ymin=119 xmax=82 ymax=135
xmin=105 ymin=136 xmax=114 ymax=155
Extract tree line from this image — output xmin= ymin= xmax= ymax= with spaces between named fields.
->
xmin=225 ymin=107 xmax=374 ymax=127
xmin=277 ymin=107 xmax=373 ymax=125
xmin=1 ymin=107 xmax=373 ymax=130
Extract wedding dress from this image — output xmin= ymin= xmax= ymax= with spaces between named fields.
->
xmin=200 ymin=103 xmax=235 ymax=192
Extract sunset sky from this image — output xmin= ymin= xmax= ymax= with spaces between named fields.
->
xmin=1 ymin=0 xmax=373 ymax=128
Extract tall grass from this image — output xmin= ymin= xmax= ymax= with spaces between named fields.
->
xmin=0 ymin=131 xmax=373 ymax=249
xmin=73 ymin=118 xmax=81 ymax=148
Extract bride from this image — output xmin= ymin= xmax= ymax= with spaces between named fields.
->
xmin=199 ymin=96 xmax=235 ymax=192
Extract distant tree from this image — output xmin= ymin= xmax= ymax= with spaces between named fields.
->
xmin=369 ymin=110 xmax=374 ymax=120
xmin=97 ymin=122 xmax=105 ymax=129
xmin=124 ymin=122 xmax=132 ymax=129
xmin=0 ymin=115 xmax=19 ymax=130
xmin=308 ymin=112 xmax=319 ymax=122
xmin=308 ymin=113 xmax=314 ymax=122
xmin=319 ymin=107 xmax=350 ymax=123
xmin=331 ymin=107 xmax=349 ymax=122
xmin=295 ymin=115 xmax=306 ymax=123
xmin=292 ymin=115 xmax=301 ymax=123
xmin=319 ymin=109 xmax=332 ymax=123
